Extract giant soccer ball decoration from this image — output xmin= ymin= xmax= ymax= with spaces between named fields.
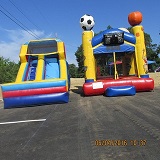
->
xmin=80 ymin=14 xmax=95 ymax=31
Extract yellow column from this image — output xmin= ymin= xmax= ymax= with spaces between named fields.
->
xmin=129 ymin=54 xmax=136 ymax=75
xmin=57 ymin=41 xmax=67 ymax=80
xmin=57 ymin=41 xmax=68 ymax=90
xmin=15 ymin=62 xmax=28 ymax=82
xmin=15 ymin=45 xmax=28 ymax=82
xmin=59 ymin=60 xmax=67 ymax=79
xmin=82 ymin=31 xmax=96 ymax=81
xmin=35 ymin=55 xmax=44 ymax=81
xmin=58 ymin=41 xmax=65 ymax=60
xmin=132 ymin=25 xmax=148 ymax=76
xmin=113 ymin=52 xmax=118 ymax=79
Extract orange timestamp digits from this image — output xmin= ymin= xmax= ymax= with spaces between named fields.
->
xmin=95 ymin=139 xmax=147 ymax=146
xmin=130 ymin=139 xmax=147 ymax=146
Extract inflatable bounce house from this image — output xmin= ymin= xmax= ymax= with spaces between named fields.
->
xmin=1 ymin=38 xmax=70 ymax=108
xmin=80 ymin=12 xmax=154 ymax=96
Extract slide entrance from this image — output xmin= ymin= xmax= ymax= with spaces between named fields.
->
xmin=45 ymin=55 xmax=60 ymax=79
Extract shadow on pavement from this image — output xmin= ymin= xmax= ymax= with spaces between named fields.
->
xmin=70 ymin=86 xmax=84 ymax=96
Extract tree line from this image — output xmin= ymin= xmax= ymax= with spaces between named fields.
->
xmin=0 ymin=57 xmax=20 ymax=84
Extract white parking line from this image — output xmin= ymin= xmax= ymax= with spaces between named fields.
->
xmin=0 ymin=119 xmax=46 ymax=125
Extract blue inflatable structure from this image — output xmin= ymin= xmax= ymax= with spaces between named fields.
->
xmin=105 ymin=86 xmax=136 ymax=97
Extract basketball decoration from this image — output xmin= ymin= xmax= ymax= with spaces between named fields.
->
xmin=128 ymin=11 xmax=142 ymax=26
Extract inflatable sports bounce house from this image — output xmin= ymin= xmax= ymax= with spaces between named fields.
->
xmin=1 ymin=39 xmax=70 ymax=108
xmin=80 ymin=12 xmax=154 ymax=97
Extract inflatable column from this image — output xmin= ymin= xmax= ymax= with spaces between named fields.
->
xmin=132 ymin=26 xmax=148 ymax=77
xmin=82 ymin=31 xmax=96 ymax=82
xmin=36 ymin=55 xmax=44 ymax=81
xmin=129 ymin=54 xmax=137 ymax=76
xmin=128 ymin=11 xmax=149 ymax=78
xmin=15 ymin=45 xmax=28 ymax=83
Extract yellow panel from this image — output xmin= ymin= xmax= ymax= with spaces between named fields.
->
xmin=57 ymin=41 xmax=68 ymax=90
xmin=35 ymin=55 xmax=44 ymax=81
xmin=15 ymin=62 xmax=28 ymax=83
xmin=59 ymin=60 xmax=68 ymax=90
xmin=113 ymin=52 xmax=119 ymax=79
xmin=15 ymin=44 xmax=28 ymax=83
xmin=58 ymin=42 xmax=65 ymax=60
xmin=59 ymin=60 xmax=67 ymax=79
xmin=82 ymin=31 xmax=96 ymax=81
xmin=129 ymin=54 xmax=136 ymax=75
xmin=19 ymin=45 xmax=28 ymax=62
xmin=132 ymin=25 xmax=148 ymax=76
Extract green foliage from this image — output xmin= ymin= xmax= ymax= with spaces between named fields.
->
xmin=68 ymin=64 xmax=78 ymax=78
xmin=156 ymin=45 xmax=160 ymax=64
xmin=74 ymin=45 xmax=85 ymax=77
xmin=0 ymin=57 xmax=20 ymax=84
xmin=144 ymin=32 xmax=160 ymax=66
xmin=107 ymin=25 xmax=112 ymax=29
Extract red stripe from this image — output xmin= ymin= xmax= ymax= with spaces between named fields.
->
xmin=3 ymin=86 xmax=67 ymax=98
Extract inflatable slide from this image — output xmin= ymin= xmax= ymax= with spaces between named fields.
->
xmin=1 ymin=39 xmax=70 ymax=109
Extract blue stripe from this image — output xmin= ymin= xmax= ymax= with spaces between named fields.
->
xmin=92 ymin=28 xmax=136 ymax=47
xmin=93 ymin=43 xmax=135 ymax=54
xmin=2 ymin=80 xmax=66 ymax=91
xmin=4 ymin=92 xmax=69 ymax=109
xmin=85 ymin=79 xmax=94 ymax=83
xmin=140 ymin=74 xmax=149 ymax=78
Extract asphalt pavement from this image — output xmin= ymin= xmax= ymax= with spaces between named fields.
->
xmin=0 ymin=86 xmax=160 ymax=160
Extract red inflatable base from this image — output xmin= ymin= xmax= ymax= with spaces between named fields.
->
xmin=83 ymin=77 xmax=154 ymax=96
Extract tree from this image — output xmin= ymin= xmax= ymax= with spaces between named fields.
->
xmin=155 ymin=44 xmax=160 ymax=65
xmin=0 ymin=57 xmax=20 ymax=84
xmin=144 ymin=33 xmax=157 ymax=59
xmin=75 ymin=45 xmax=85 ymax=77
xmin=68 ymin=64 xmax=78 ymax=78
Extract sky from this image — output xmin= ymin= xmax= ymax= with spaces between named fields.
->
xmin=0 ymin=0 xmax=160 ymax=66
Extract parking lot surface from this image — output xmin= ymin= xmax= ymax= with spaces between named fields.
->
xmin=0 ymin=87 xmax=160 ymax=160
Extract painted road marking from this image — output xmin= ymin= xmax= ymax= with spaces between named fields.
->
xmin=0 ymin=119 xmax=46 ymax=125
